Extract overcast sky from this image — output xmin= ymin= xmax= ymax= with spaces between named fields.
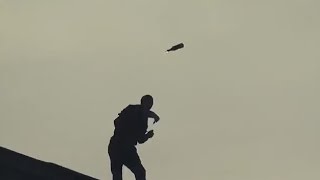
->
xmin=1 ymin=0 xmax=320 ymax=179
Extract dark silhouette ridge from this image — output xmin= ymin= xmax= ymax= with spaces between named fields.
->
xmin=0 ymin=146 xmax=98 ymax=180
xmin=108 ymin=95 xmax=160 ymax=180
xmin=166 ymin=43 xmax=184 ymax=52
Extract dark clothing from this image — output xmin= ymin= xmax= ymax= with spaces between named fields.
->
xmin=112 ymin=104 xmax=149 ymax=146
xmin=108 ymin=104 xmax=149 ymax=180
xmin=108 ymin=137 xmax=146 ymax=180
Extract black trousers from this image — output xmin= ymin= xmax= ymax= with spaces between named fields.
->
xmin=108 ymin=137 xmax=146 ymax=180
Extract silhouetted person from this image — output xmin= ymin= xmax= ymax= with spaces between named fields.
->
xmin=108 ymin=95 xmax=160 ymax=180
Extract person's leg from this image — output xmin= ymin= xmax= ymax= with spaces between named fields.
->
xmin=108 ymin=141 xmax=124 ymax=180
xmin=123 ymin=147 xmax=146 ymax=180
xmin=110 ymin=160 xmax=123 ymax=180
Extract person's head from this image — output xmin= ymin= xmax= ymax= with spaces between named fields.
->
xmin=140 ymin=94 xmax=153 ymax=110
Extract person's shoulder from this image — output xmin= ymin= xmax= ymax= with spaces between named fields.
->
xmin=127 ymin=104 xmax=141 ymax=109
xmin=121 ymin=104 xmax=141 ymax=114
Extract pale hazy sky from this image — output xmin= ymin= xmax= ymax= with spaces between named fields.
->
xmin=1 ymin=1 xmax=320 ymax=179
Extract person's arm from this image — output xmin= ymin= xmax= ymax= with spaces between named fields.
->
xmin=148 ymin=111 xmax=160 ymax=123
xmin=137 ymin=130 xmax=154 ymax=144
xmin=137 ymin=108 xmax=158 ymax=144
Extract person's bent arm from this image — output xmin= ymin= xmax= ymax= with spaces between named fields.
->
xmin=137 ymin=130 xmax=154 ymax=144
xmin=148 ymin=111 xmax=160 ymax=123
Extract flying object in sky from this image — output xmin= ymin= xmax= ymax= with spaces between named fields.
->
xmin=166 ymin=43 xmax=184 ymax=52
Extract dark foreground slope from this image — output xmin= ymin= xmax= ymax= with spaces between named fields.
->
xmin=0 ymin=146 xmax=98 ymax=180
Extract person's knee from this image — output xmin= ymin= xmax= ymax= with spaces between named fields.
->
xmin=140 ymin=166 xmax=146 ymax=176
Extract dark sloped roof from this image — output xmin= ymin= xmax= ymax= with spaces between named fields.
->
xmin=0 ymin=146 xmax=99 ymax=180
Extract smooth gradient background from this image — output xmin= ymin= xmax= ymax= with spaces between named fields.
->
xmin=1 ymin=1 xmax=319 ymax=179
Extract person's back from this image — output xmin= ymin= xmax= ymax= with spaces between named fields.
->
xmin=112 ymin=104 xmax=148 ymax=146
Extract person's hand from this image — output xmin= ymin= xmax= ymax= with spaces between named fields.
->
xmin=153 ymin=117 xmax=160 ymax=124
xmin=146 ymin=130 xmax=154 ymax=138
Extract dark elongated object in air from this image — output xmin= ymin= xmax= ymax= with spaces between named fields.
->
xmin=166 ymin=43 xmax=184 ymax=52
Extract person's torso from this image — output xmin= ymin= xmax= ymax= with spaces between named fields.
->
xmin=112 ymin=104 xmax=148 ymax=146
